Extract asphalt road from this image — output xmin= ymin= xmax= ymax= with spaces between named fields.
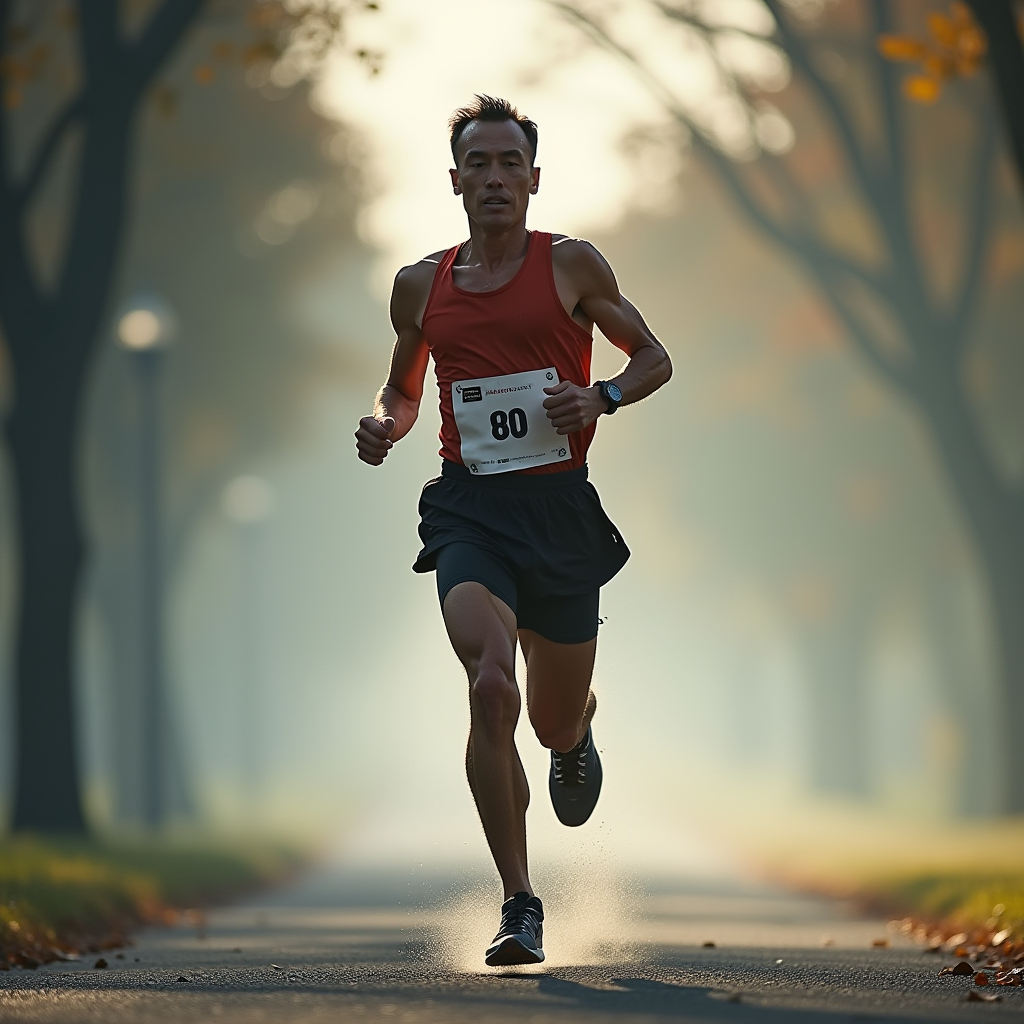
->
xmin=1 ymin=861 xmax=1020 ymax=1023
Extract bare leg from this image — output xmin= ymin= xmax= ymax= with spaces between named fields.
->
xmin=520 ymin=630 xmax=598 ymax=752
xmin=443 ymin=582 xmax=532 ymax=899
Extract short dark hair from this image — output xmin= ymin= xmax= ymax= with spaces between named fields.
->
xmin=449 ymin=94 xmax=538 ymax=166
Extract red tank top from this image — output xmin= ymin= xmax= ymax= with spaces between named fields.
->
xmin=421 ymin=231 xmax=595 ymax=474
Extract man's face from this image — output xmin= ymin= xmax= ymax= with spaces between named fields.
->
xmin=450 ymin=119 xmax=540 ymax=230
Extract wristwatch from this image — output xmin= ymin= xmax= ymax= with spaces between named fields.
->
xmin=595 ymin=379 xmax=622 ymax=415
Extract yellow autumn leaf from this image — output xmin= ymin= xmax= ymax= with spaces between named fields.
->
xmin=904 ymin=75 xmax=941 ymax=103
xmin=928 ymin=12 xmax=958 ymax=47
xmin=877 ymin=34 xmax=927 ymax=61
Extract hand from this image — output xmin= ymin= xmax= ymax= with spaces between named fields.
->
xmin=542 ymin=382 xmax=606 ymax=435
xmin=355 ymin=415 xmax=396 ymax=465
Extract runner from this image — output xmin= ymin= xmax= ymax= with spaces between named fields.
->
xmin=355 ymin=95 xmax=671 ymax=966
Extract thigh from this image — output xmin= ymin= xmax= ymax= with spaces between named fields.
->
xmin=520 ymin=628 xmax=597 ymax=731
xmin=443 ymin=581 xmax=519 ymax=681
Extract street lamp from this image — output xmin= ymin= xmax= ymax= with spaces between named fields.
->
xmin=116 ymin=297 xmax=175 ymax=830
xmin=222 ymin=475 xmax=275 ymax=817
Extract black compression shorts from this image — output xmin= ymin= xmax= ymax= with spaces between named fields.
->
xmin=435 ymin=542 xmax=600 ymax=644
xmin=413 ymin=460 xmax=629 ymax=645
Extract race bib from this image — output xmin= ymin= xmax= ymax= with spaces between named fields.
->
xmin=452 ymin=367 xmax=572 ymax=475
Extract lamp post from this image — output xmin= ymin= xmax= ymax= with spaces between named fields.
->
xmin=116 ymin=301 xmax=174 ymax=830
xmin=221 ymin=475 xmax=275 ymax=816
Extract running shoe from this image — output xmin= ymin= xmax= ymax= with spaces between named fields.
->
xmin=549 ymin=725 xmax=602 ymax=826
xmin=484 ymin=891 xmax=545 ymax=966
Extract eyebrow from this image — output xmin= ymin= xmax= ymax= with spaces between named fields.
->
xmin=463 ymin=149 xmax=525 ymax=160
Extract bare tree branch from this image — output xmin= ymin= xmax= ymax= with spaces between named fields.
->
xmin=550 ymin=0 xmax=911 ymax=390
xmin=805 ymin=261 xmax=919 ymax=402
xmin=653 ymin=2 xmax=771 ymax=45
xmin=127 ymin=0 xmax=209 ymax=95
xmin=548 ymin=2 xmax=706 ymax=141
xmin=762 ymin=0 xmax=886 ymax=214
xmin=693 ymin=134 xmax=914 ymax=395
xmin=13 ymin=94 xmax=86 ymax=213
xmin=951 ymin=104 xmax=997 ymax=347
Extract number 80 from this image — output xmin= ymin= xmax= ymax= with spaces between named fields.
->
xmin=490 ymin=408 xmax=528 ymax=441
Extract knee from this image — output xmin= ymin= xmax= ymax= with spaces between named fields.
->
xmin=470 ymin=664 xmax=520 ymax=732
xmin=530 ymin=714 xmax=580 ymax=754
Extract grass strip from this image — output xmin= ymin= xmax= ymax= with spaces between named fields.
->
xmin=0 ymin=836 xmax=303 ymax=968
xmin=865 ymin=873 xmax=1024 ymax=942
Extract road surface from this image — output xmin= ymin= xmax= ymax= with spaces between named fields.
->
xmin=1 ymin=861 xmax=1019 ymax=1022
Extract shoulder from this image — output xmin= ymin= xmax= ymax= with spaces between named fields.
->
xmin=390 ymin=249 xmax=451 ymax=328
xmin=394 ymin=248 xmax=449 ymax=294
xmin=549 ymin=234 xmax=617 ymax=290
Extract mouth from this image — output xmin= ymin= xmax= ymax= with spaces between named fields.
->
xmin=482 ymin=196 xmax=510 ymax=207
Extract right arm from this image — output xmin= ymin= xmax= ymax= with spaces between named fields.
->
xmin=354 ymin=258 xmax=437 ymax=466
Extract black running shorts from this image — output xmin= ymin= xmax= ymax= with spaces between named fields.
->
xmin=413 ymin=460 xmax=630 ymax=645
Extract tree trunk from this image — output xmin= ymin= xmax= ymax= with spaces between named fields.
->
xmin=7 ymin=364 xmax=88 ymax=832
xmin=919 ymin=370 xmax=1024 ymax=812
xmin=973 ymin=540 xmax=1024 ymax=812
xmin=966 ymin=0 xmax=1024 ymax=195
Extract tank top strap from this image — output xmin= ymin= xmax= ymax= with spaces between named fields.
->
xmin=522 ymin=230 xmax=550 ymax=283
xmin=519 ymin=231 xmax=560 ymax=313
xmin=423 ymin=243 xmax=463 ymax=322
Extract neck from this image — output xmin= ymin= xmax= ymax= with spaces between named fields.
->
xmin=464 ymin=220 xmax=530 ymax=271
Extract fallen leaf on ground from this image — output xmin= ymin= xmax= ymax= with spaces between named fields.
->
xmin=271 ymin=964 xmax=282 ymax=970
xmin=176 ymin=976 xmax=188 ymax=983
xmin=966 ymin=990 xmax=1001 ymax=1002
xmin=702 ymin=941 xmax=716 ymax=948
xmin=872 ymin=938 xmax=890 ymax=948
xmin=939 ymin=961 xmax=974 ymax=976
xmin=93 ymin=958 xmax=107 ymax=969
xmin=974 ymin=972 xmax=989 ymax=986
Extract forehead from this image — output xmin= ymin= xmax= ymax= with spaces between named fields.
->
xmin=455 ymin=119 xmax=531 ymax=163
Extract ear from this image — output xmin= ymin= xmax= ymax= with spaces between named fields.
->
xmin=529 ymin=166 xmax=540 ymax=194
xmin=449 ymin=167 xmax=461 ymax=195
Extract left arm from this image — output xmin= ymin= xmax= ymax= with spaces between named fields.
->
xmin=543 ymin=240 xmax=672 ymax=434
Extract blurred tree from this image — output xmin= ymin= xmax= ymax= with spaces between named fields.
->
xmin=0 ymin=0 xmax=375 ymax=833
xmin=84 ymin=43 xmax=375 ymax=826
xmin=555 ymin=0 xmax=1024 ymax=810
xmin=964 ymin=2 xmax=1024 ymax=188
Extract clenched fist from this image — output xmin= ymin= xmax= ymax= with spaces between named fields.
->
xmin=355 ymin=416 xmax=396 ymax=465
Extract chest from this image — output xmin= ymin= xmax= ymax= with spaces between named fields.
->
xmin=450 ymin=257 xmax=526 ymax=293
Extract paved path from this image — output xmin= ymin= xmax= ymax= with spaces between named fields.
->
xmin=1 ymin=862 xmax=1020 ymax=1022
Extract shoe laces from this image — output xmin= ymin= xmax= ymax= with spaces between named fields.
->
xmin=498 ymin=894 xmax=542 ymax=938
xmin=552 ymin=731 xmax=589 ymax=786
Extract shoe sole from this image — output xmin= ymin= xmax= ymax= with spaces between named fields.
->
xmin=484 ymin=936 xmax=545 ymax=967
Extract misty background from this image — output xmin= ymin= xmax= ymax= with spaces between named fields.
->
xmin=1 ymin=0 xmax=1021 ymax=879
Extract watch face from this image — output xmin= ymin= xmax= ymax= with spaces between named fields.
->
xmin=606 ymin=382 xmax=622 ymax=403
